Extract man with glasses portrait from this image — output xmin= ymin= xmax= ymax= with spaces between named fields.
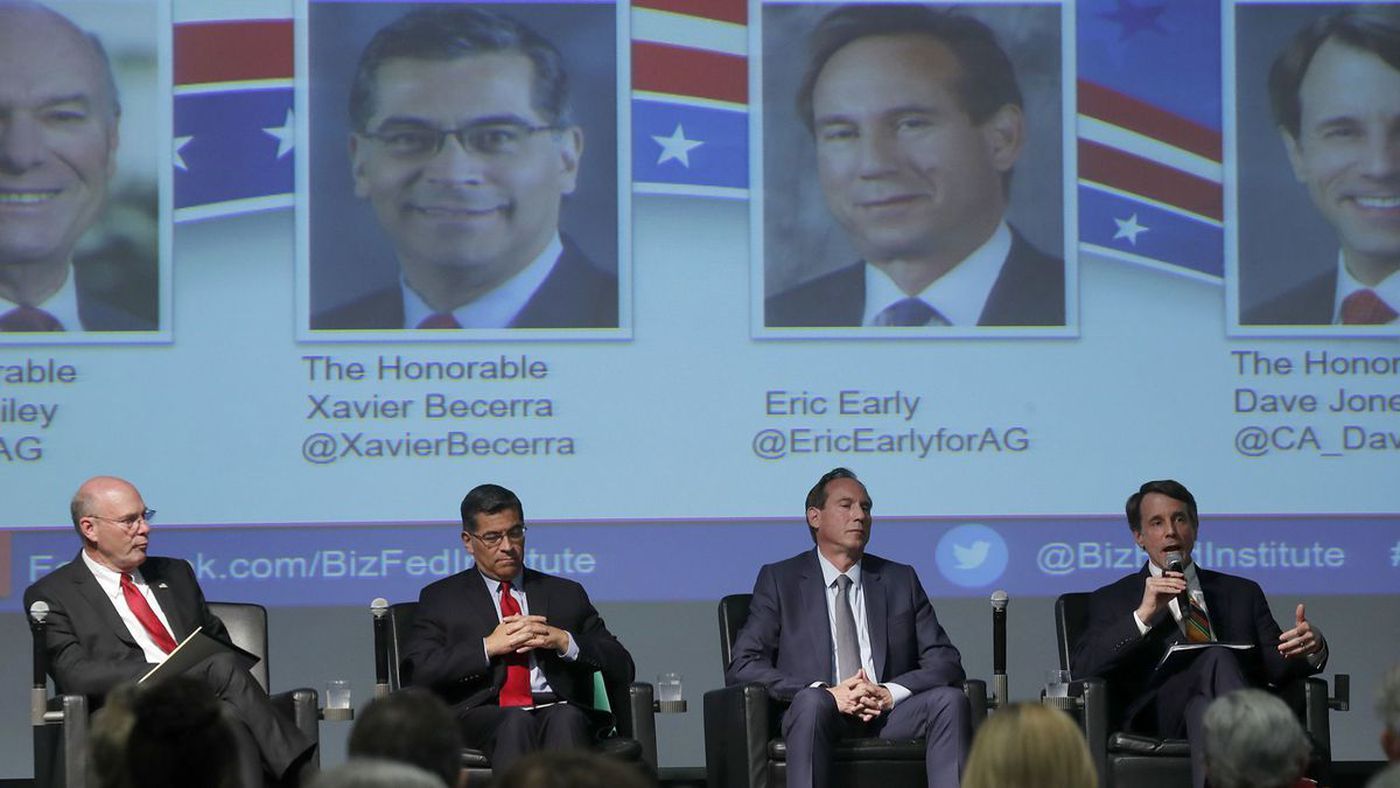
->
xmin=23 ymin=476 xmax=315 ymax=786
xmin=401 ymin=483 xmax=634 ymax=776
xmin=311 ymin=6 xmax=618 ymax=331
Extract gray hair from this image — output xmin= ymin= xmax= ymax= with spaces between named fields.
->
xmin=310 ymin=759 xmax=446 ymax=788
xmin=1203 ymin=689 xmax=1310 ymax=788
xmin=1380 ymin=664 xmax=1400 ymax=734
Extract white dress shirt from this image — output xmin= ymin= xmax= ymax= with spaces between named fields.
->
xmin=816 ymin=550 xmax=912 ymax=707
xmin=861 ymin=222 xmax=1012 ymax=327
xmin=0 ymin=265 xmax=81 ymax=330
xmin=81 ymin=552 xmax=175 ymax=664
xmin=402 ymin=235 xmax=564 ymax=329
xmin=1334 ymin=250 xmax=1400 ymax=324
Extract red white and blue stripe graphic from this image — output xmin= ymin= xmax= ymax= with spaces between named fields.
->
xmin=631 ymin=0 xmax=748 ymax=198
xmin=1077 ymin=0 xmax=1224 ymax=280
xmin=173 ymin=20 xmax=294 ymax=222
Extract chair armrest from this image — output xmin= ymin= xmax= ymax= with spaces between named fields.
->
xmin=1067 ymin=678 xmax=1110 ymax=788
xmin=36 ymin=694 xmax=89 ymax=788
xmin=270 ymin=687 xmax=321 ymax=760
xmin=962 ymin=679 xmax=988 ymax=728
xmin=704 ymin=684 xmax=772 ymax=788
xmin=1302 ymin=676 xmax=1335 ymax=755
xmin=624 ymin=682 xmax=658 ymax=773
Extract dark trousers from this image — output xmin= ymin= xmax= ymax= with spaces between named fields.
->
xmin=459 ymin=702 xmax=593 ymax=775
xmin=192 ymin=653 xmax=315 ymax=787
xmin=1128 ymin=647 xmax=1249 ymax=788
xmin=781 ymin=685 xmax=971 ymax=788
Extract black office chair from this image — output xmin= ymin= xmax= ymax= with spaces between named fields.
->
xmin=1053 ymin=592 xmax=1347 ymax=788
xmin=372 ymin=601 xmax=658 ymax=786
xmin=31 ymin=601 xmax=320 ymax=788
xmin=703 ymin=593 xmax=988 ymax=788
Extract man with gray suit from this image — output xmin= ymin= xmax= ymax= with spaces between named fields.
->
xmin=726 ymin=467 xmax=971 ymax=788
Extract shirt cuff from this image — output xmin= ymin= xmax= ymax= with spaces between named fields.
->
xmin=883 ymin=682 xmax=911 ymax=707
xmin=559 ymin=632 xmax=579 ymax=661
xmin=1305 ymin=628 xmax=1327 ymax=668
xmin=1132 ymin=610 xmax=1150 ymax=636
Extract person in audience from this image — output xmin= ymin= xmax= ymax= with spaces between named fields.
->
xmin=496 ymin=749 xmax=654 ymax=788
xmin=310 ymin=759 xmax=446 ymax=788
xmin=1381 ymin=663 xmax=1400 ymax=763
xmin=126 ymin=677 xmax=241 ymax=788
xmin=1203 ymin=689 xmax=1311 ymax=788
xmin=961 ymin=702 xmax=1096 ymax=788
xmin=349 ymin=688 xmax=465 ymax=788
xmin=86 ymin=682 xmax=138 ymax=788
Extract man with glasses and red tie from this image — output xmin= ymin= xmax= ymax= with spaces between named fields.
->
xmin=23 ymin=476 xmax=314 ymax=786
xmin=402 ymin=483 xmax=634 ymax=776
xmin=1071 ymin=479 xmax=1328 ymax=788
xmin=311 ymin=6 xmax=617 ymax=331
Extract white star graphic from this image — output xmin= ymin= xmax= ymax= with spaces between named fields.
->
xmin=262 ymin=108 xmax=295 ymax=159
xmin=652 ymin=124 xmax=703 ymax=168
xmin=173 ymin=136 xmax=194 ymax=171
xmin=1113 ymin=213 xmax=1149 ymax=246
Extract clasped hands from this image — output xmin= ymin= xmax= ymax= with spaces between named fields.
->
xmin=485 ymin=614 xmax=569 ymax=657
xmin=826 ymin=669 xmax=893 ymax=722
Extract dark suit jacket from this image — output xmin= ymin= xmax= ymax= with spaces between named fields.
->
xmin=312 ymin=237 xmax=618 ymax=330
xmin=68 ymin=265 xmax=158 ymax=331
xmin=23 ymin=554 xmax=227 ymax=698
xmin=1069 ymin=564 xmax=1323 ymax=729
xmin=725 ymin=551 xmax=965 ymax=702
xmin=1241 ymin=268 xmax=1337 ymax=326
xmin=402 ymin=567 xmax=634 ymax=718
xmin=765 ymin=228 xmax=1065 ymax=328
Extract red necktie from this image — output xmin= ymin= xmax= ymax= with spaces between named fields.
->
xmin=497 ymin=581 xmax=532 ymax=706
xmin=417 ymin=313 xmax=461 ymax=329
xmin=0 ymin=305 xmax=63 ymax=332
xmin=121 ymin=573 xmax=177 ymax=653
xmin=1341 ymin=289 xmax=1398 ymax=325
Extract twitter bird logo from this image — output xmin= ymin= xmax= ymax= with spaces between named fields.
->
xmin=936 ymin=525 xmax=1008 ymax=587
xmin=952 ymin=541 xmax=990 ymax=570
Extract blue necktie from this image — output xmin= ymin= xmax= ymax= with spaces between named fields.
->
xmin=874 ymin=298 xmax=948 ymax=327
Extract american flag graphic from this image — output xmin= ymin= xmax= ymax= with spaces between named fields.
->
xmin=172 ymin=0 xmax=1229 ymax=285
xmin=173 ymin=19 xmax=295 ymax=222
xmin=1076 ymin=0 xmax=1224 ymax=280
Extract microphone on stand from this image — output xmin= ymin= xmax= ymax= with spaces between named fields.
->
xmin=990 ymin=590 xmax=1008 ymax=709
xmin=29 ymin=601 xmax=50 ymax=725
xmin=371 ymin=598 xmax=390 ymax=698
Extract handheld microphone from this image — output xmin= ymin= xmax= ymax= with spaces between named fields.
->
xmin=371 ymin=598 xmax=390 ymax=698
xmin=29 ymin=601 xmax=50 ymax=725
xmin=1163 ymin=551 xmax=1190 ymax=610
xmin=990 ymin=590 xmax=1008 ymax=709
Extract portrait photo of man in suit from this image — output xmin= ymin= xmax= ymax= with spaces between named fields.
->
xmin=307 ymin=5 xmax=620 ymax=334
xmin=401 ymin=483 xmax=634 ymax=776
xmin=1237 ymin=7 xmax=1400 ymax=330
xmin=22 ymin=476 xmax=315 ymax=786
xmin=725 ymin=467 xmax=971 ymax=788
xmin=761 ymin=4 xmax=1066 ymax=333
xmin=1070 ymin=480 xmax=1327 ymax=788
xmin=0 ymin=0 xmax=159 ymax=336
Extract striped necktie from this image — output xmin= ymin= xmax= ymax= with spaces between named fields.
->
xmin=1183 ymin=592 xmax=1213 ymax=643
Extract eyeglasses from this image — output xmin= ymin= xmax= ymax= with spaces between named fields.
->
xmin=89 ymin=508 xmax=156 ymax=529
xmin=361 ymin=119 xmax=561 ymax=160
xmin=465 ymin=524 xmax=527 ymax=547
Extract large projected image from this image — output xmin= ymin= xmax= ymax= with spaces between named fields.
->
xmin=0 ymin=0 xmax=1397 ymax=619
xmin=0 ymin=0 xmax=169 ymax=343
